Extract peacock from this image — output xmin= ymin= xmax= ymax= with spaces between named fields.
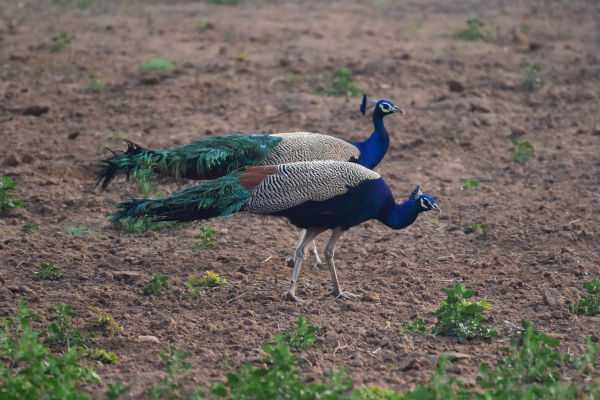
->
xmin=99 ymin=95 xmax=403 ymax=266
xmin=112 ymin=160 xmax=440 ymax=302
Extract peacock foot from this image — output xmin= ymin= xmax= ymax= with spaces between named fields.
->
xmin=284 ymin=290 xmax=310 ymax=303
xmin=329 ymin=290 xmax=361 ymax=301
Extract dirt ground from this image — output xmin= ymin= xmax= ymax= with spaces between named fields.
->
xmin=1 ymin=0 xmax=599 ymax=397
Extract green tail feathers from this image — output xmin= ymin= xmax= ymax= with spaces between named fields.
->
xmin=98 ymin=134 xmax=282 ymax=190
xmin=111 ymin=171 xmax=252 ymax=223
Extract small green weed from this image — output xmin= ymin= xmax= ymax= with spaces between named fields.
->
xmin=86 ymin=74 xmax=105 ymax=93
xmin=460 ymin=178 xmax=479 ymax=189
xmin=465 ymin=223 xmax=487 ymax=234
xmin=106 ymin=381 xmax=131 ymax=399
xmin=64 ymin=225 xmax=95 ymax=237
xmin=147 ymin=346 xmax=194 ymax=400
xmin=521 ymin=24 xmax=531 ymax=36
xmin=50 ymin=33 xmax=71 ymax=52
xmin=193 ymin=226 xmax=217 ymax=249
xmin=314 ymin=68 xmax=362 ymax=97
xmin=143 ymin=274 xmax=169 ymax=296
xmin=87 ymin=306 xmax=124 ymax=335
xmin=0 ymin=301 xmax=100 ymax=400
xmin=0 ymin=176 xmax=25 ymax=217
xmin=235 ymin=51 xmax=249 ymax=62
xmin=508 ymin=140 xmax=534 ymax=163
xmin=400 ymin=319 xmax=427 ymax=335
xmin=140 ymin=58 xmax=174 ymax=72
xmin=186 ymin=275 xmax=204 ymax=298
xmin=452 ymin=18 xmax=499 ymax=42
xmin=44 ymin=304 xmax=95 ymax=348
xmin=281 ymin=315 xmax=320 ymax=349
xmin=106 ymin=131 xmax=127 ymax=142
xmin=21 ymin=223 xmax=39 ymax=233
xmin=217 ymin=353 xmax=233 ymax=370
xmin=452 ymin=18 xmax=485 ymax=40
xmin=433 ymin=283 xmax=498 ymax=342
xmin=569 ymin=279 xmax=600 ymax=316
xmin=86 ymin=348 xmax=120 ymax=364
xmin=38 ymin=262 xmax=63 ymax=281
xmin=197 ymin=21 xmax=214 ymax=32
xmin=200 ymin=271 xmax=227 ymax=287
xmin=522 ymin=64 xmax=544 ymax=91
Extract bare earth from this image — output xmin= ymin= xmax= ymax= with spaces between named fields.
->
xmin=1 ymin=0 xmax=599 ymax=397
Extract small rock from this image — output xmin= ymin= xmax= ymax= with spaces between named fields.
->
xmin=351 ymin=354 xmax=363 ymax=367
xmin=3 ymin=153 xmax=21 ymax=167
xmin=543 ymin=288 xmax=564 ymax=307
xmin=362 ymin=292 xmax=380 ymax=303
xmin=444 ymin=352 xmax=472 ymax=360
xmin=68 ymin=131 xmax=80 ymax=140
xmin=510 ymin=125 xmax=528 ymax=138
xmin=138 ymin=335 xmax=160 ymax=343
xmin=113 ymin=270 xmax=144 ymax=282
xmin=447 ymin=80 xmax=465 ymax=92
xmin=469 ymin=103 xmax=490 ymax=113
xmin=22 ymin=105 xmax=49 ymax=116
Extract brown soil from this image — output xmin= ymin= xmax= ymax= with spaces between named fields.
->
xmin=1 ymin=0 xmax=599 ymax=397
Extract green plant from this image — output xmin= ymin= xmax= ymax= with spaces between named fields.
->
xmin=508 ymin=140 xmax=534 ymax=163
xmin=143 ymin=274 xmax=169 ymax=296
xmin=433 ymin=283 xmax=498 ymax=342
xmin=147 ymin=346 xmax=194 ymax=400
xmin=465 ymin=223 xmax=487 ymax=234
xmin=452 ymin=18 xmax=485 ymax=41
xmin=44 ymin=304 xmax=95 ymax=348
xmin=21 ymin=223 xmax=39 ymax=233
xmin=314 ymin=68 xmax=362 ymax=97
xmin=235 ymin=51 xmax=249 ymax=62
xmin=193 ymin=226 xmax=217 ymax=249
xmin=208 ymin=315 xmax=352 ymax=399
xmin=106 ymin=381 xmax=131 ymax=399
xmin=0 ymin=301 xmax=100 ymax=400
xmin=186 ymin=275 xmax=204 ymax=298
xmin=200 ymin=271 xmax=227 ymax=287
xmin=86 ymin=348 xmax=120 ymax=364
xmin=460 ymin=178 xmax=479 ymax=189
xmin=38 ymin=262 xmax=63 ymax=281
xmin=569 ymin=279 xmax=600 ymax=316
xmin=0 ymin=176 xmax=25 ymax=217
xmin=400 ymin=319 xmax=427 ymax=335
xmin=197 ymin=21 xmax=214 ymax=32
xmin=113 ymin=217 xmax=180 ymax=234
xmin=86 ymin=74 xmax=105 ymax=93
xmin=64 ymin=225 xmax=95 ymax=237
xmin=522 ymin=64 xmax=544 ymax=90
xmin=87 ymin=306 xmax=124 ymax=335
xmin=281 ymin=315 xmax=320 ymax=349
xmin=140 ymin=58 xmax=174 ymax=72
xmin=572 ymin=336 xmax=600 ymax=377
xmin=50 ymin=33 xmax=71 ymax=52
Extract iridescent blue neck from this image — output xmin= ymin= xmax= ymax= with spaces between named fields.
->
xmin=353 ymin=112 xmax=389 ymax=169
xmin=379 ymin=199 xmax=420 ymax=229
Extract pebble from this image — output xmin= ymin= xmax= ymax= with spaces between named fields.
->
xmin=138 ymin=335 xmax=160 ymax=343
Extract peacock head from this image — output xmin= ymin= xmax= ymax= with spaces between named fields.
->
xmin=360 ymin=95 xmax=404 ymax=117
xmin=409 ymin=185 xmax=441 ymax=214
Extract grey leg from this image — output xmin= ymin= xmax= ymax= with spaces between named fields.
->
xmin=325 ymin=227 xmax=359 ymax=300
xmin=287 ymin=229 xmax=324 ymax=268
xmin=285 ymin=227 xmax=324 ymax=302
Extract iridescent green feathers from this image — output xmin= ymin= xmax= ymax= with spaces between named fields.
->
xmin=111 ymin=170 xmax=252 ymax=222
xmin=97 ymin=134 xmax=283 ymax=190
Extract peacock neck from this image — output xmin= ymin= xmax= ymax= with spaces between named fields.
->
xmin=354 ymin=112 xmax=389 ymax=169
xmin=380 ymin=199 xmax=420 ymax=230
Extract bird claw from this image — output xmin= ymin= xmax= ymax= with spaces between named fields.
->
xmin=311 ymin=258 xmax=325 ymax=269
xmin=284 ymin=290 xmax=310 ymax=304
xmin=329 ymin=290 xmax=361 ymax=301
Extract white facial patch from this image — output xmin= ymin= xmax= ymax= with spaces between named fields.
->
xmin=379 ymin=102 xmax=393 ymax=112
xmin=420 ymin=198 xmax=431 ymax=210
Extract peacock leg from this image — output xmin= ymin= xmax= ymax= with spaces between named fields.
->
xmin=285 ymin=227 xmax=324 ymax=302
xmin=286 ymin=229 xmax=324 ymax=268
xmin=325 ymin=227 xmax=359 ymax=300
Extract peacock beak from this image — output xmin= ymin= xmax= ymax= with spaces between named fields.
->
xmin=432 ymin=203 xmax=441 ymax=214
xmin=393 ymin=106 xmax=405 ymax=114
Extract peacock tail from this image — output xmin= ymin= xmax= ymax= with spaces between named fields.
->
xmin=111 ymin=170 xmax=252 ymax=223
xmin=98 ymin=134 xmax=283 ymax=190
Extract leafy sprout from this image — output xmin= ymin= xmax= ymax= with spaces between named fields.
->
xmin=0 ymin=176 xmax=25 ymax=217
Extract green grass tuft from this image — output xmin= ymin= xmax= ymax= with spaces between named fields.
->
xmin=569 ymin=279 xmax=600 ymax=316
xmin=0 ymin=176 xmax=25 ymax=217
xmin=314 ymin=68 xmax=362 ymax=97
xmin=143 ymin=274 xmax=169 ymax=296
xmin=38 ymin=263 xmax=63 ymax=281
xmin=508 ymin=140 xmax=534 ymax=163
xmin=522 ymin=64 xmax=544 ymax=91
xmin=140 ymin=58 xmax=174 ymax=72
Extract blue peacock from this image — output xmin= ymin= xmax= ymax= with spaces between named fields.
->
xmin=99 ymin=95 xmax=403 ymax=266
xmin=112 ymin=160 xmax=440 ymax=302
